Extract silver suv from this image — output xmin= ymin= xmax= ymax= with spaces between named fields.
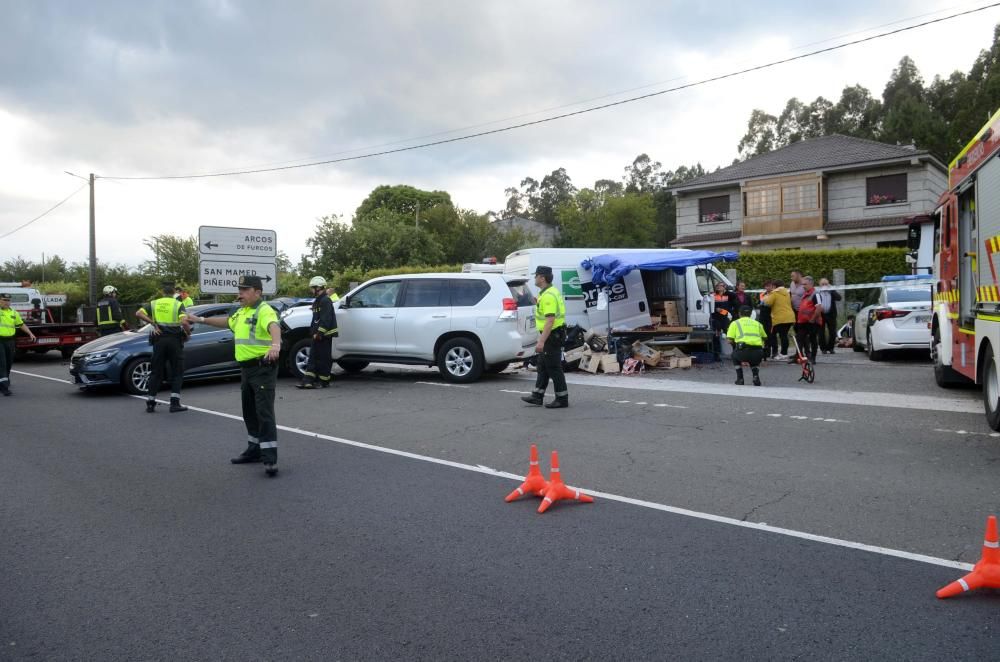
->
xmin=280 ymin=273 xmax=535 ymax=383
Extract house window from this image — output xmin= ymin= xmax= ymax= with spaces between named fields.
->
xmin=781 ymin=182 xmax=819 ymax=212
xmin=745 ymin=186 xmax=780 ymax=217
xmin=698 ymin=195 xmax=730 ymax=223
xmin=867 ymin=174 xmax=907 ymax=206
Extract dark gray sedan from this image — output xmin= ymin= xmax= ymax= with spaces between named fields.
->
xmin=70 ymin=299 xmax=308 ymax=394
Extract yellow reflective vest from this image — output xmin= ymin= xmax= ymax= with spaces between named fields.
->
xmin=228 ymin=302 xmax=278 ymax=362
xmin=140 ymin=297 xmax=187 ymax=336
xmin=0 ymin=308 xmax=24 ymax=338
xmin=534 ymin=286 xmax=566 ymax=333
xmin=726 ymin=317 xmax=766 ymax=347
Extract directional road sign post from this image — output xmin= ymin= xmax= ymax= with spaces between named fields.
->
xmin=198 ymin=225 xmax=278 ymax=296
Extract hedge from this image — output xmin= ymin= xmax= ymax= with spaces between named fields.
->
xmin=729 ymin=248 xmax=908 ymax=289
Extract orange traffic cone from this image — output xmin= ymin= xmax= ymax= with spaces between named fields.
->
xmin=505 ymin=444 xmax=549 ymax=502
xmin=937 ymin=515 xmax=1000 ymax=598
xmin=537 ymin=450 xmax=594 ymax=514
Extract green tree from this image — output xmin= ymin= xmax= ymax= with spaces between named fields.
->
xmin=355 ymin=184 xmax=452 ymax=221
xmin=737 ymin=109 xmax=779 ymax=160
xmin=141 ymin=234 xmax=199 ymax=285
xmin=557 ymin=193 xmax=657 ymax=248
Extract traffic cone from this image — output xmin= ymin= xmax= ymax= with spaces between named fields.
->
xmin=537 ymin=450 xmax=594 ymax=514
xmin=936 ymin=515 xmax=1000 ymax=598
xmin=504 ymin=444 xmax=549 ymax=502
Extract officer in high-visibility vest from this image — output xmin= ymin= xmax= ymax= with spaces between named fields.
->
xmin=96 ymin=285 xmax=128 ymax=336
xmin=726 ymin=305 xmax=768 ymax=386
xmin=0 ymin=292 xmax=37 ymax=396
xmin=174 ymin=286 xmax=194 ymax=308
xmin=136 ymin=282 xmax=191 ymax=413
xmin=521 ymin=265 xmax=569 ymax=408
xmin=297 ymin=276 xmax=338 ymax=389
xmin=188 ymin=275 xmax=282 ymax=476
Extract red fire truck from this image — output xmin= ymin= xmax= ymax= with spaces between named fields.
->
xmin=931 ymin=108 xmax=1000 ymax=428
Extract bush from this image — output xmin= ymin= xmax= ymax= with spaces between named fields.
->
xmin=731 ymin=248 xmax=908 ymax=288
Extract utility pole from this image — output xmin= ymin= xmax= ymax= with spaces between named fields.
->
xmin=415 ymin=200 xmax=420 ymax=230
xmin=88 ymin=173 xmax=96 ymax=305
xmin=41 ymin=252 xmax=45 ymax=283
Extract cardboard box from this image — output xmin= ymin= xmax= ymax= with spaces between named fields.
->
xmin=563 ymin=346 xmax=588 ymax=363
xmin=662 ymin=301 xmax=680 ymax=326
xmin=599 ymin=353 xmax=621 ymax=374
xmin=631 ymin=341 xmax=662 ymax=368
xmin=579 ymin=352 xmax=602 ymax=374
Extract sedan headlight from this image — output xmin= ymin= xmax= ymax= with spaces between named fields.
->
xmin=83 ymin=349 xmax=120 ymax=364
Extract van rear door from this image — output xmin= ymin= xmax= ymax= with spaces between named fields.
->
xmin=507 ymin=279 xmax=537 ymax=346
xmin=580 ymin=268 xmax=650 ymax=333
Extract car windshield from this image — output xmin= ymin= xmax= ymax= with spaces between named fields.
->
xmin=885 ymin=287 xmax=931 ymax=303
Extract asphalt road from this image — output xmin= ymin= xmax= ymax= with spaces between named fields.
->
xmin=4 ymin=351 xmax=1000 ymax=659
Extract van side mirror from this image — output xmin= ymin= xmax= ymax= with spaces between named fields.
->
xmin=907 ymin=224 xmax=921 ymax=250
xmin=341 ymin=296 xmax=350 ymax=308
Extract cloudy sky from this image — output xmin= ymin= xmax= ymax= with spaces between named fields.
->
xmin=2 ymin=0 xmax=999 ymax=269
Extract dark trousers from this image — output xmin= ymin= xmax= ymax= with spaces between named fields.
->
xmin=240 ymin=362 xmax=279 ymax=464
xmin=303 ymin=335 xmax=333 ymax=382
xmin=0 ymin=338 xmax=14 ymax=392
xmin=772 ymin=323 xmax=792 ymax=355
xmin=732 ymin=345 xmax=764 ymax=368
xmin=820 ymin=313 xmax=838 ymax=352
xmin=796 ymin=323 xmax=820 ymax=361
xmin=147 ymin=334 xmax=184 ymax=400
xmin=532 ymin=329 xmax=568 ymax=402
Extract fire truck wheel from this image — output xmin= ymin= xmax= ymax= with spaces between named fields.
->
xmin=983 ymin=345 xmax=1000 ymax=431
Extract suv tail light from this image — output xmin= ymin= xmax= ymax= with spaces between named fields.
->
xmin=875 ymin=308 xmax=910 ymax=321
xmin=498 ymin=297 xmax=518 ymax=322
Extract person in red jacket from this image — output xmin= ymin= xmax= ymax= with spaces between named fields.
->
xmin=795 ymin=276 xmax=822 ymax=363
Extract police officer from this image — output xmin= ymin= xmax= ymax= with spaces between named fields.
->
xmin=136 ymin=282 xmax=191 ymax=413
xmin=96 ymin=285 xmax=128 ymax=336
xmin=726 ymin=305 xmax=767 ymax=386
xmin=297 ymin=276 xmax=337 ymax=389
xmin=187 ymin=275 xmax=281 ymax=476
xmin=521 ymin=266 xmax=569 ymax=408
xmin=175 ymin=286 xmax=194 ymax=308
xmin=0 ymin=292 xmax=37 ymax=396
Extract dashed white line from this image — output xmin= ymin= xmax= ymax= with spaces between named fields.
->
xmin=13 ymin=367 xmax=976 ymax=572
xmin=416 ymin=381 xmax=470 ymax=389
xmin=934 ymin=428 xmax=1000 ymax=438
xmin=500 ymin=389 xmax=533 ymax=395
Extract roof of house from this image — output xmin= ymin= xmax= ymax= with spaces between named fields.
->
xmin=672 ymin=135 xmax=942 ymax=193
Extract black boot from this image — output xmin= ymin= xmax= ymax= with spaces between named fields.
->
xmin=735 ymin=369 xmax=744 ymax=386
xmin=752 ymin=369 xmax=762 ymax=386
xmin=544 ymin=398 xmax=569 ymax=409
xmin=295 ymin=381 xmax=317 ymax=389
xmin=145 ymin=399 xmax=156 ymax=413
xmin=231 ymin=445 xmax=262 ymax=464
xmin=264 ymin=463 xmax=278 ymax=477
xmin=521 ymin=394 xmax=543 ymax=406
xmin=169 ymin=397 xmax=188 ymax=413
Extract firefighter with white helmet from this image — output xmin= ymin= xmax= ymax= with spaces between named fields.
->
xmin=96 ymin=285 xmax=128 ymax=336
xmin=296 ymin=276 xmax=338 ymax=389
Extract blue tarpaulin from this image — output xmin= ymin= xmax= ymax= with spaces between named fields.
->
xmin=581 ymin=250 xmax=739 ymax=286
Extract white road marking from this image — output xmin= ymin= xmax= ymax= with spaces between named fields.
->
xmin=415 ymin=381 xmax=470 ymax=388
xmin=934 ymin=428 xmax=1000 ymax=438
xmin=545 ymin=373 xmax=982 ymax=414
xmin=15 ymin=368 xmax=974 ymax=572
xmin=635 ymin=402 xmax=647 ymax=405
xmin=767 ymin=414 xmax=782 ymax=418
xmin=500 ymin=389 xmax=532 ymax=395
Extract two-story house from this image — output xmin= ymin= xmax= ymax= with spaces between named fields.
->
xmin=668 ymin=135 xmax=948 ymax=252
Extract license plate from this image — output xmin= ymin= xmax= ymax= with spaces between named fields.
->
xmin=35 ymin=337 xmax=59 ymax=344
xmin=915 ymin=316 xmax=930 ymax=324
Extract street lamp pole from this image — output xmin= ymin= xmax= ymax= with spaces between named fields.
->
xmin=89 ymin=173 xmax=96 ymax=305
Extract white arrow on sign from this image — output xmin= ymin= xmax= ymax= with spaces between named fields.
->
xmin=199 ymin=225 xmax=277 ymax=259
xmin=199 ymin=260 xmax=277 ymax=295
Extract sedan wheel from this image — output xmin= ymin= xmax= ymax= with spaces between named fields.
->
xmin=288 ymin=338 xmax=311 ymax=380
xmin=866 ymin=331 xmax=883 ymax=361
xmin=123 ymin=358 xmax=152 ymax=395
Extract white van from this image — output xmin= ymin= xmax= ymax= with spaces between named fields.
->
xmin=503 ymin=248 xmax=734 ymax=344
xmin=0 ymin=283 xmax=45 ymax=314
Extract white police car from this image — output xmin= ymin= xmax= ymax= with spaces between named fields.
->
xmin=853 ymin=275 xmax=933 ymax=361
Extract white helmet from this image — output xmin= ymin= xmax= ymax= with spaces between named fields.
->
xmin=102 ymin=285 xmax=118 ymax=295
xmin=309 ymin=276 xmax=327 ymax=288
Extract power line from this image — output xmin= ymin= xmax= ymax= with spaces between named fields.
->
xmin=100 ymin=2 xmax=1000 ymax=182
xmin=0 ymin=184 xmax=88 ymax=240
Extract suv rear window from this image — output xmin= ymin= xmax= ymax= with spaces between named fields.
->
xmin=507 ymin=282 xmax=535 ymax=307
xmin=401 ymin=279 xmax=449 ymax=307
xmin=449 ymin=279 xmax=490 ymax=306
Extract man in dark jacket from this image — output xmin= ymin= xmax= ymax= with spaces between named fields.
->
xmin=817 ymin=277 xmax=842 ymax=354
xmin=297 ymin=276 xmax=338 ymax=389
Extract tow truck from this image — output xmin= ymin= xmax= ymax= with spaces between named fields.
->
xmin=0 ymin=282 xmax=99 ymax=359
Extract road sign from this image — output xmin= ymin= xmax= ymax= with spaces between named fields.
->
xmin=200 ymin=261 xmax=277 ymax=295
xmin=199 ymin=225 xmax=277 ymax=259
xmin=42 ymin=294 xmax=67 ymax=306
